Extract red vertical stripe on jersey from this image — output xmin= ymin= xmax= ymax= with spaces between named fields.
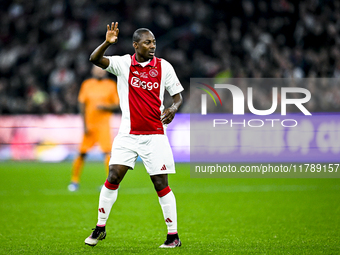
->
xmin=128 ymin=55 xmax=163 ymax=134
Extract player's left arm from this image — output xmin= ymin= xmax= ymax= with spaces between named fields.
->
xmin=161 ymin=93 xmax=183 ymax=125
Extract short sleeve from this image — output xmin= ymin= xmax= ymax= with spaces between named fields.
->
xmin=105 ymin=55 xmax=125 ymax=76
xmin=163 ymin=60 xmax=184 ymax=96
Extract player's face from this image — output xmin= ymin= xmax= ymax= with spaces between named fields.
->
xmin=134 ymin=32 xmax=156 ymax=61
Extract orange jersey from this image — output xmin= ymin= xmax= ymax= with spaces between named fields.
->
xmin=78 ymin=78 xmax=119 ymax=129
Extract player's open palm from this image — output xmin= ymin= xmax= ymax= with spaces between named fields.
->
xmin=106 ymin=22 xmax=119 ymax=44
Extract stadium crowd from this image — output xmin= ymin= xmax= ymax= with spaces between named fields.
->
xmin=0 ymin=0 xmax=339 ymax=114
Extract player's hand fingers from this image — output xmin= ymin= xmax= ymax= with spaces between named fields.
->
xmin=161 ymin=112 xmax=174 ymax=124
xmin=161 ymin=117 xmax=168 ymax=124
xmin=161 ymin=110 xmax=168 ymax=120
xmin=161 ymin=115 xmax=167 ymax=123
xmin=162 ymin=117 xmax=173 ymax=124
xmin=114 ymin=22 xmax=118 ymax=31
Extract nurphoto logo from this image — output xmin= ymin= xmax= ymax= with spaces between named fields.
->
xmin=198 ymin=83 xmax=312 ymax=128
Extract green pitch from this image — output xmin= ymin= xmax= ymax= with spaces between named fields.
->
xmin=0 ymin=162 xmax=339 ymax=254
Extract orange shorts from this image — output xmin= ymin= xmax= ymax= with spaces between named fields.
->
xmin=79 ymin=126 xmax=112 ymax=154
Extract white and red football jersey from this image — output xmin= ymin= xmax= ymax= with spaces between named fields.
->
xmin=105 ymin=54 xmax=184 ymax=135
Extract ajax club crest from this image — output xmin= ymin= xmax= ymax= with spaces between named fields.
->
xmin=149 ymin=69 xmax=158 ymax=77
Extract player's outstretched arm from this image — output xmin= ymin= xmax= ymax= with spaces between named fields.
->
xmin=89 ymin=22 xmax=119 ymax=69
xmin=161 ymin=93 xmax=183 ymax=125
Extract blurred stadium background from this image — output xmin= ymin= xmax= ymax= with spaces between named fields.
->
xmin=0 ymin=0 xmax=339 ymax=161
xmin=1 ymin=1 xmax=340 ymax=254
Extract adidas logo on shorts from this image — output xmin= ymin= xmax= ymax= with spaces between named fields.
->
xmin=161 ymin=165 xmax=167 ymax=170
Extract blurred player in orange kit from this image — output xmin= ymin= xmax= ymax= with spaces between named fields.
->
xmin=68 ymin=65 xmax=119 ymax=192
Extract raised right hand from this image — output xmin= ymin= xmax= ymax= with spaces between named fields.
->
xmin=106 ymin=22 xmax=119 ymax=44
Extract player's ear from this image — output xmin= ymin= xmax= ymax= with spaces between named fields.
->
xmin=133 ymin=41 xmax=138 ymax=49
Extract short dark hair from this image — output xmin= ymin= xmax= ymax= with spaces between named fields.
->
xmin=132 ymin=28 xmax=153 ymax=42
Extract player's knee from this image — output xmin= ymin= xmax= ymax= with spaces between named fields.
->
xmin=107 ymin=165 xmax=122 ymax=184
xmin=152 ymin=178 xmax=168 ymax=192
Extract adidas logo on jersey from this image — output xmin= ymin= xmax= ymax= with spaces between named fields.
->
xmin=133 ymin=71 xmax=139 ymax=75
xmin=161 ymin=165 xmax=167 ymax=170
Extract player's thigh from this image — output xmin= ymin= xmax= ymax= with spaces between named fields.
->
xmin=79 ymin=131 xmax=96 ymax=153
xmin=138 ymin=135 xmax=175 ymax=176
xmin=109 ymin=134 xmax=138 ymax=169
